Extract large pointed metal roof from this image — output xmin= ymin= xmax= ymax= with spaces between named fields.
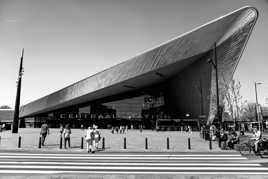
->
xmin=20 ymin=6 xmax=258 ymax=117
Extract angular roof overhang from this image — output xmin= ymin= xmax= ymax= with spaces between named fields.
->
xmin=20 ymin=6 xmax=258 ymax=118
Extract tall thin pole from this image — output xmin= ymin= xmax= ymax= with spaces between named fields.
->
xmin=255 ymin=82 xmax=259 ymax=109
xmin=255 ymin=82 xmax=261 ymax=132
xmin=12 ymin=49 xmax=24 ymax=133
xmin=214 ymin=43 xmax=221 ymax=129
xmin=199 ymin=78 xmax=204 ymax=115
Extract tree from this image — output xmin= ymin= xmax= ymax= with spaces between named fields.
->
xmin=222 ymin=78 xmax=243 ymax=124
xmin=240 ymin=101 xmax=256 ymax=122
xmin=0 ymin=105 xmax=12 ymax=109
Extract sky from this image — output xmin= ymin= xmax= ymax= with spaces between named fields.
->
xmin=0 ymin=0 xmax=268 ymax=108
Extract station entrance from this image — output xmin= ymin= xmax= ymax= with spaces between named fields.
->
xmin=28 ymin=93 xmax=201 ymax=131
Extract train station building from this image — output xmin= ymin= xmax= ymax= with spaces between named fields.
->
xmin=19 ymin=7 xmax=258 ymax=130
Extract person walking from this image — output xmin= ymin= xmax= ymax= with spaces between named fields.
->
xmin=40 ymin=123 xmax=49 ymax=146
xmin=93 ymin=126 xmax=101 ymax=150
xmin=186 ymin=125 xmax=192 ymax=135
xmin=63 ymin=124 xmax=71 ymax=149
xmin=85 ymin=126 xmax=94 ymax=153
xmin=59 ymin=124 xmax=64 ymax=136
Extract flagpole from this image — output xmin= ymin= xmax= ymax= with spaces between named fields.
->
xmin=12 ymin=49 xmax=24 ymax=133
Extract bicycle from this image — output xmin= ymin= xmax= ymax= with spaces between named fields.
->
xmin=236 ymin=139 xmax=254 ymax=155
xmin=255 ymin=138 xmax=268 ymax=157
xmin=237 ymin=138 xmax=268 ymax=156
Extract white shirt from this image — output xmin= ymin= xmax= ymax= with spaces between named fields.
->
xmin=254 ymin=130 xmax=261 ymax=139
xmin=85 ymin=129 xmax=93 ymax=140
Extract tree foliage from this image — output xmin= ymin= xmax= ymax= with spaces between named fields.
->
xmin=240 ymin=102 xmax=257 ymax=122
xmin=222 ymin=78 xmax=243 ymax=121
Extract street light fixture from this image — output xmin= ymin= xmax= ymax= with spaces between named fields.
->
xmin=254 ymin=82 xmax=263 ymax=132
xmin=208 ymin=43 xmax=221 ymax=129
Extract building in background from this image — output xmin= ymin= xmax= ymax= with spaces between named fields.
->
xmin=0 ymin=109 xmax=14 ymax=130
xmin=261 ymin=106 xmax=268 ymax=129
xmin=19 ymin=7 xmax=258 ymax=130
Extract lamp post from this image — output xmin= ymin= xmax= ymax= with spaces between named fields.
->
xmin=12 ymin=49 xmax=24 ymax=133
xmin=254 ymin=82 xmax=263 ymax=132
xmin=208 ymin=43 xmax=221 ymax=129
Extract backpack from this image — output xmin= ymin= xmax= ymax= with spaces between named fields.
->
xmin=40 ymin=124 xmax=48 ymax=134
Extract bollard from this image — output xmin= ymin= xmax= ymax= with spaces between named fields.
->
xmin=209 ymin=139 xmax=212 ymax=150
xmin=18 ymin=136 xmax=21 ymax=148
xmin=124 ymin=137 xmax=127 ymax=149
xmin=145 ymin=137 xmax=148 ymax=150
xmin=102 ymin=137 xmax=105 ymax=150
xmin=188 ymin=137 xmax=191 ymax=150
xmin=167 ymin=137 xmax=170 ymax=150
xmin=59 ymin=136 xmax=62 ymax=149
xmin=0 ymin=136 xmax=1 ymax=144
xmin=81 ymin=137 xmax=84 ymax=149
xmin=218 ymin=137 xmax=221 ymax=148
xmin=38 ymin=136 xmax=42 ymax=148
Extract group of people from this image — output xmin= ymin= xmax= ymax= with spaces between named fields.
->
xmin=40 ymin=123 xmax=72 ymax=148
xmin=111 ymin=125 xmax=128 ymax=134
xmin=60 ymin=124 xmax=72 ymax=149
xmin=40 ymin=123 xmax=101 ymax=153
xmin=217 ymin=127 xmax=262 ymax=151
xmin=218 ymin=129 xmax=239 ymax=149
xmin=85 ymin=125 xmax=101 ymax=153
xmin=201 ymin=124 xmax=239 ymax=149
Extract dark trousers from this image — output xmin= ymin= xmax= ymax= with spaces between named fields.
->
xmin=41 ymin=133 xmax=47 ymax=146
xmin=64 ymin=137 xmax=70 ymax=148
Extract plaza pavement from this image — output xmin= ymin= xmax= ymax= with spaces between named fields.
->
xmin=0 ymin=128 xmax=223 ymax=152
xmin=2 ymin=128 xmax=268 ymax=179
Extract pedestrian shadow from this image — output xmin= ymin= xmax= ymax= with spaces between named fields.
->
xmin=96 ymin=147 xmax=110 ymax=151
xmin=70 ymin=145 xmax=80 ymax=149
xmin=43 ymin=144 xmax=58 ymax=147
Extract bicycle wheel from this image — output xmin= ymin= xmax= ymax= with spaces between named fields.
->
xmin=238 ymin=143 xmax=251 ymax=155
